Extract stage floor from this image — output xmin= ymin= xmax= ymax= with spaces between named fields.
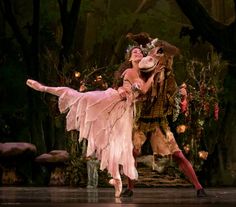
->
xmin=0 ymin=187 xmax=236 ymax=207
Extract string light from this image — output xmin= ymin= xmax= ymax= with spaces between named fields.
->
xmin=183 ymin=144 xmax=190 ymax=154
xmin=198 ymin=151 xmax=208 ymax=160
xmin=74 ymin=71 xmax=81 ymax=78
xmin=176 ymin=124 xmax=187 ymax=134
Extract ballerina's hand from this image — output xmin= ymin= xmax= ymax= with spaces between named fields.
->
xmin=117 ymin=87 xmax=127 ymax=100
xmin=148 ymin=73 xmax=155 ymax=83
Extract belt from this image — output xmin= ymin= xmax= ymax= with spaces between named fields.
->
xmin=138 ymin=117 xmax=162 ymax=123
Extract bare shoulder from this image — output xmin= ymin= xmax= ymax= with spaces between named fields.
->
xmin=122 ymin=68 xmax=132 ymax=76
xmin=123 ymin=68 xmax=137 ymax=78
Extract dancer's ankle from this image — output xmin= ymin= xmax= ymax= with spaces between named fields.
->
xmin=109 ymin=179 xmax=122 ymax=198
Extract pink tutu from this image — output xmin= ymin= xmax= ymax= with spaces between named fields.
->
xmin=58 ymin=87 xmax=138 ymax=180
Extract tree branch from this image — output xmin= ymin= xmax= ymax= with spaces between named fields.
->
xmin=58 ymin=0 xmax=68 ymax=27
xmin=135 ymin=0 xmax=147 ymax=13
xmin=69 ymin=0 xmax=81 ymax=34
xmin=57 ymin=0 xmax=81 ymax=73
xmin=135 ymin=0 xmax=157 ymax=13
xmin=176 ymin=0 xmax=234 ymax=56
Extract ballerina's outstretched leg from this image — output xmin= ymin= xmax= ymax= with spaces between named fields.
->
xmin=26 ymin=79 xmax=70 ymax=97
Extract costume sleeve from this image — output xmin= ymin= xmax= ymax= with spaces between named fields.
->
xmin=166 ymin=73 xmax=178 ymax=106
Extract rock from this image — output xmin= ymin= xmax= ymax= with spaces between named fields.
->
xmin=0 ymin=142 xmax=36 ymax=158
xmin=35 ymin=150 xmax=69 ymax=186
xmin=35 ymin=150 xmax=69 ymax=163
xmin=0 ymin=142 xmax=37 ymax=185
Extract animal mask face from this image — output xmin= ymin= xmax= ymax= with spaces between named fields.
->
xmin=138 ymin=46 xmax=164 ymax=73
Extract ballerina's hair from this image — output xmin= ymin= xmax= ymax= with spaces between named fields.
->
xmin=125 ymin=45 xmax=143 ymax=60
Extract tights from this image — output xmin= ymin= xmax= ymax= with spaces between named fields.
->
xmin=172 ymin=151 xmax=202 ymax=190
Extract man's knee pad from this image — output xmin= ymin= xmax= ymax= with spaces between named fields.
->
xmin=132 ymin=130 xmax=147 ymax=154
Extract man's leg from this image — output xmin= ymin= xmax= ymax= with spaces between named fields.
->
xmin=149 ymin=127 xmax=207 ymax=197
xmin=172 ymin=151 xmax=207 ymax=197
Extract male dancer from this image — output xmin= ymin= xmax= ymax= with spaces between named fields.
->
xmin=120 ymin=33 xmax=207 ymax=198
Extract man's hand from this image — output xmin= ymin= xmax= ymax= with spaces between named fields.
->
xmin=131 ymin=83 xmax=141 ymax=91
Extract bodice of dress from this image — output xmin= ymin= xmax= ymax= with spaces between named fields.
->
xmin=118 ymin=79 xmax=140 ymax=102
xmin=119 ymin=69 xmax=144 ymax=101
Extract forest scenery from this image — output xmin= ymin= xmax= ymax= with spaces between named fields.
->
xmin=0 ymin=0 xmax=236 ymax=191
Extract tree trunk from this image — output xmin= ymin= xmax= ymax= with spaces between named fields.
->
xmin=57 ymin=0 xmax=81 ymax=74
xmin=211 ymin=0 xmax=226 ymax=23
xmin=1 ymin=0 xmax=47 ymax=154
xmin=29 ymin=0 xmax=47 ymax=154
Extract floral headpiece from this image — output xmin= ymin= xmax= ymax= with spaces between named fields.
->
xmin=125 ymin=38 xmax=159 ymax=58
xmin=125 ymin=44 xmax=143 ymax=59
xmin=126 ymin=44 xmax=140 ymax=54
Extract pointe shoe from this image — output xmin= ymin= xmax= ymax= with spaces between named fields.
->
xmin=26 ymin=79 xmax=46 ymax=92
xmin=121 ymin=188 xmax=133 ymax=197
xmin=109 ymin=179 xmax=122 ymax=198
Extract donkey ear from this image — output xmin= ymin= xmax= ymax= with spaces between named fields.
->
xmin=126 ymin=32 xmax=153 ymax=47
xmin=155 ymin=40 xmax=180 ymax=56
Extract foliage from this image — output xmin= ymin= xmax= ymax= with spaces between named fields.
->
xmin=64 ymin=131 xmax=110 ymax=187
xmin=65 ymin=131 xmax=87 ymax=186
xmin=174 ymin=51 xmax=228 ymax=171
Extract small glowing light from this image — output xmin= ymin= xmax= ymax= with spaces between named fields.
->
xmin=74 ymin=71 xmax=80 ymax=78
xmin=176 ymin=125 xmax=187 ymax=134
xmin=198 ymin=151 xmax=208 ymax=160
xmin=96 ymin=75 xmax=102 ymax=81
xmin=183 ymin=144 xmax=190 ymax=154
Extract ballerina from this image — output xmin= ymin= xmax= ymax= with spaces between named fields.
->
xmin=26 ymin=46 xmax=155 ymax=198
